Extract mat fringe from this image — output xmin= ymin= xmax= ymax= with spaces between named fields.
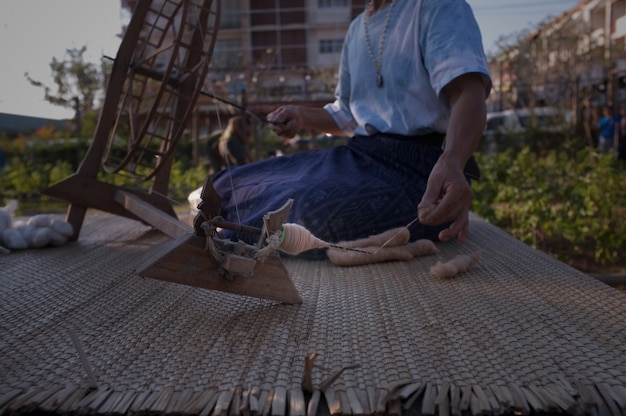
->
xmin=2 ymin=381 xmax=626 ymax=415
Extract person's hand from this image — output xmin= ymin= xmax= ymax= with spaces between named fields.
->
xmin=418 ymin=157 xmax=474 ymax=243
xmin=266 ymin=105 xmax=303 ymax=138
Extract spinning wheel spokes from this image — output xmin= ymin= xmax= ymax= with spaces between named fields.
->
xmin=103 ymin=0 xmax=220 ymax=181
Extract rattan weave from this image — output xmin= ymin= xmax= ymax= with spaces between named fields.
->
xmin=1 ymin=212 xmax=625 ymax=415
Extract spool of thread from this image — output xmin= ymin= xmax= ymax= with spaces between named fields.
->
xmin=279 ymin=223 xmax=329 ymax=255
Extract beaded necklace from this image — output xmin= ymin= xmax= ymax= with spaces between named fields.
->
xmin=363 ymin=0 xmax=395 ymax=88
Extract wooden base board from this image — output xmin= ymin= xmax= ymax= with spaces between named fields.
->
xmin=137 ymin=233 xmax=302 ymax=304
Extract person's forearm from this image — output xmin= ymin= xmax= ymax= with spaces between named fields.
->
xmin=298 ymin=106 xmax=346 ymax=136
xmin=439 ymin=77 xmax=487 ymax=171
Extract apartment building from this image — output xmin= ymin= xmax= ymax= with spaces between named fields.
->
xmin=489 ymin=0 xmax=626 ymax=114
xmin=205 ymin=0 xmax=366 ymax=111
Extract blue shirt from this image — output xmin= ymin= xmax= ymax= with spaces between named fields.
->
xmin=324 ymin=0 xmax=492 ymax=137
xmin=598 ymin=115 xmax=619 ymax=140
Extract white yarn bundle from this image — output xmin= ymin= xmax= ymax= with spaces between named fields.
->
xmin=0 ymin=200 xmax=74 ymax=251
xmin=279 ymin=223 xmax=329 ymax=255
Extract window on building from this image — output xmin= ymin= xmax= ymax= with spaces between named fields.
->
xmin=281 ymin=30 xmax=307 ymax=67
xmin=318 ymin=0 xmax=348 ymax=8
xmin=319 ymin=39 xmax=343 ymax=54
xmin=220 ymin=1 xmax=242 ymax=28
xmin=212 ymin=38 xmax=244 ymax=69
xmin=250 ymin=1 xmax=305 ymax=26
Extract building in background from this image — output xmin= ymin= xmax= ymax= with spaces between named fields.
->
xmin=202 ymin=0 xmax=366 ymax=119
xmin=120 ymin=0 xmax=365 ymax=127
xmin=488 ymin=0 xmax=626 ymax=126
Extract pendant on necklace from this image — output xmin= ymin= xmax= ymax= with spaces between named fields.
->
xmin=376 ymin=73 xmax=383 ymax=88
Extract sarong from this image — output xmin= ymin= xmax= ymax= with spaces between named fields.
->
xmin=212 ymin=133 xmax=450 ymax=258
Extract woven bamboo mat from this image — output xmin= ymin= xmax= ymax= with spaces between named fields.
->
xmin=1 ymin=212 xmax=625 ymax=415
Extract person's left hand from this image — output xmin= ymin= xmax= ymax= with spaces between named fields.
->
xmin=266 ymin=105 xmax=302 ymax=138
xmin=417 ymin=156 xmax=473 ymax=243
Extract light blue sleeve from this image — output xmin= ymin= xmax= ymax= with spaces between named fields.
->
xmin=420 ymin=0 xmax=492 ymax=106
xmin=324 ymin=19 xmax=359 ymax=136
xmin=324 ymin=0 xmax=492 ymax=136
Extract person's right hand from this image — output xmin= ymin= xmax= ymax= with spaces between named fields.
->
xmin=418 ymin=155 xmax=474 ymax=243
xmin=266 ymin=105 xmax=303 ymax=138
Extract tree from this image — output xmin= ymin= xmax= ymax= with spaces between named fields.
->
xmin=25 ymin=46 xmax=103 ymax=137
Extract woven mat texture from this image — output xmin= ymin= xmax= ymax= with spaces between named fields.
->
xmin=1 ymin=212 xmax=625 ymax=415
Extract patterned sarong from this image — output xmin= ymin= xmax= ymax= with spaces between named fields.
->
xmin=212 ymin=134 xmax=453 ymax=258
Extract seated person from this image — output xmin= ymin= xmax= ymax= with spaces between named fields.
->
xmin=211 ymin=0 xmax=492 ymax=258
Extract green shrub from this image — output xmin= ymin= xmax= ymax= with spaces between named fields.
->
xmin=2 ymin=134 xmax=625 ymax=274
xmin=472 ymin=144 xmax=626 ymax=272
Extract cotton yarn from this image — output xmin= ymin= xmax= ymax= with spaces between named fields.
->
xmin=219 ymin=220 xmax=438 ymax=268
xmin=279 ymin=223 xmax=329 ymax=255
xmin=278 ymin=223 xmax=440 ymax=267
xmin=430 ymin=251 xmax=481 ymax=279
xmin=327 ymin=239 xmax=438 ymax=267
xmin=252 ymin=222 xmax=370 ymax=263
xmin=337 ymin=226 xmax=410 ymax=249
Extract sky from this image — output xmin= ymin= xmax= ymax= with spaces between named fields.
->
xmin=0 ymin=0 xmax=580 ymax=120
xmin=467 ymin=0 xmax=580 ymax=55
xmin=0 ymin=1 xmax=127 ymax=120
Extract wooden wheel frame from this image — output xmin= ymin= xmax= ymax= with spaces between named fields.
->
xmin=103 ymin=0 xmax=218 ymax=181
xmin=44 ymin=0 xmax=221 ymax=240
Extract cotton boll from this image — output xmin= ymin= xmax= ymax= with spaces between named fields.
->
xmin=0 ymin=209 xmax=11 ymax=231
xmin=0 ymin=199 xmax=17 ymax=231
xmin=11 ymin=222 xmax=34 ymax=247
xmin=327 ymin=245 xmax=413 ymax=266
xmin=14 ymin=221 xmax=50 ymax=248
xmin=50 ymin=218 xmax=74 ymax=238
xmin=30 ymin=227 xmax=52 ymax=248
xmin=0 ymin=208 xmax=11 ymax=246
xmin=48 ymin=228 xmax=69 ymax=246
xmin=14 ymin=222 xmax=36 ymax=245
xmin=2 ymin=200 xmax=18 ymax=216
xmin=337 ymin=227 xmax=410 ymax=249
xmin=406 ymin=239 xmax=439 ymax=256
xmin=2 ymin=228 xmax=28 ymax=250
xmin=12 ymin=219 xmax=28 ymax=228
xmin=430 ymin=251 xmax=481 ymax=279
xmin=27 ymin=214 xmax=52 ymax=228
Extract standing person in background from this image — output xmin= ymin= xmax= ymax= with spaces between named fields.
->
xmin=206 ymin=128 xmax=225 ymax=175
xmin=581 ymin=98 xmax=597 ymax=151
xmin=597 ymin=104 xmax=619 ymax=154
xmin=218 ymin=115 xmax=254 ymax=167
xmin=616 ymin=104 xmax=626 ymax=161
xmin=211 ymin=0 xmax=492 ymax=258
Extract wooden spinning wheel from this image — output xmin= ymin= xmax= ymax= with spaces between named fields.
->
xmin=45 ymin=0 xmax=221 ymax=241
xmin=46 ymin=0 xmax=301 ymax=304
xmin=103 ymin=0 xmax=217 ymax=181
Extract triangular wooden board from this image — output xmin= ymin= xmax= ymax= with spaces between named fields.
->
xmin=137 ymin=233 xmax=302 ymax=304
